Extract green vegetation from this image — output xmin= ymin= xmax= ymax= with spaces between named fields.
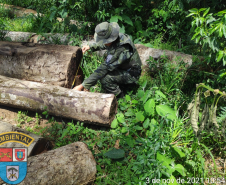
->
xmin=0 ymin=0 xmax=226 ymax=184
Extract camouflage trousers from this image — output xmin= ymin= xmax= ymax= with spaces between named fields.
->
xmin=100 ymin=69 xmax=139 ymax=96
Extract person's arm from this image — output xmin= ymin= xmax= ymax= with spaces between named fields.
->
xmin=89 ymin=42 xmax=106 ymax=52
xmin=81 ymin=62 xmax=109 ymax=89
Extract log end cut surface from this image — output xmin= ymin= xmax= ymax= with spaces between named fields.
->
xmin=21 ymin=142 xmax=96 ymax=185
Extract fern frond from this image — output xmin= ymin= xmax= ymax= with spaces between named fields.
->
xmin=217 ymin=107 xmax=226 ymax=123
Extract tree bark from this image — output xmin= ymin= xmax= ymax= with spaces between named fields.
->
xmin=0 ymin=120 xmax=52 ymax=156
xmin=0 ymin=75 xmax=117 ymax=126
xmin=0 ymin=41 xmax=83 ymax=88
xmin=0 ymin=142 xmax=96 ymax=185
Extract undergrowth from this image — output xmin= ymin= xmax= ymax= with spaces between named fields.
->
xmin=38 ymin=57 xmax=226 ymax=184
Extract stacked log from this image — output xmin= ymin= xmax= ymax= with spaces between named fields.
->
xmin=0 ymin=41 xmax=83 ymax=88
xmin=0 ymin=75 xmax=117 ymax=126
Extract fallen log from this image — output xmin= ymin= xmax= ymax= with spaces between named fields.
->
xmin=0 ymin=41 xmax=83 ymax=88
xmin=0 ymin=120 xmax=52 ymax=156
xmin=0 ymin=142 xmax=96 ymax=185
xmin=0 ymin=75 xmax=117 ymax=126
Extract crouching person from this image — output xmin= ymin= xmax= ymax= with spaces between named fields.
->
xmin=73 ymin=22 xmax=142 ymax=98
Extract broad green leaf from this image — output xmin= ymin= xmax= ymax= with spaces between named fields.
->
xmin=157 ymin=152 xmax=174 ymax=168
xmin=143 ymin=118 xmax=150 ymax=129
xmin=217 ymin=10 xmax=226 ymax=15
xmin=141 ymin=80 xmax=147 ymax=89
xmin=121 ymin=127 xmax=128 ymax=133
xmin=125 ymin=95 xmax=131 ymax=102
xmin=120 ymin=24 xmax=125 ymax=33
xmin=126 ymin=137 xmax=134 ymax=147
xmin=135 ymin=20 xmax=142 ymax=31
xmin=155 ymin=90 xmax=167 ymax=100
xmin=156 ymin=104 xmax=177 ymax=120
xmin=117 ymin=115 xmax=125 ymax=123
xmin=124 ymin=108 xmax=134 ymax=117
xmin=223 ymin=55 xmax=226 ymax=66
xmin=189 ymin=8 xmax=198 ymax=13
xmin=219 ymin=26 xmax=223 ymax=37
xmin=131 ymin=100 xmax=138 ymax=104
xmin=217 ymin=50 xmax=224 ymax=62
xmin=196 ymin=17 xmax=199 ymax=27
xmin=110 ymin=15 xmax=121 ymax=23
xmin=223 ymin=25 xmax=226 ymax=38
xmin=199 ymin=8 xmax=207 ymax=13
xmin=137 ymin=90 xmax=144 ymax=98
xmin=172 ymin=146 xmax=186 ymax=158
xmin=134 ymin=125 xmax=143 ymax=130
xmin=144 ymin=99 xmax=155 ymax=116
xmin=150 ymin=118 xmax=157 ymax=133
xmin=206 ymin=16 xmax=216 ymax=25
xmin=195 ymin=35 xmax=201 ymax=43
xmin=199 ymin=17 xmax=205 ymax=25
xmin=187 ymin=12 xmax=197 ymax=17
xmin=49 ymin=11 xmax=56 ymax=22
xmin=111 ymin=119 xmax=118 ymax=128
xmin=96 ymin=165 xmax=101 ymax=171
xmin=150 ymin=118 xmax=157 ymax=125
xmin=175 ymin=164 xmax=186 ymax=176
xmin=136 ymin=111 xmax=145 ymax=122
xmin=141 ymin=90 xmax=151 ymax=103
xmin=121 ymin=14 xmax=133 ymax=26
xmin=203 ymin=7 xmax=210 ymax=17
xmin=104 ymin=148 xmax=125 ymax=159
xmin=168 ymin=176 xmax=178 ymax=185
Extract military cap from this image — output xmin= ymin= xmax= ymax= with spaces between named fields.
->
xmin=94 ymin=22 xmax=120 ymax=44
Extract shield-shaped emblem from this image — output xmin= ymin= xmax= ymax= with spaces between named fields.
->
xmin=15 ymin=149 xmax=25 ymax=161
xmin=7 ymin=166 xmax=19 ymax=181
xmin=0 ymin=148 xmax=27 ymax=184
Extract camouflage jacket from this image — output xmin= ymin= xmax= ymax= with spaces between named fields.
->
xmin=82 ymin=33 xmax=142 ymax=89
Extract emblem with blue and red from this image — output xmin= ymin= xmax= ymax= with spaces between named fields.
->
xmin=0 ymin=132 xmax=34 ymax=184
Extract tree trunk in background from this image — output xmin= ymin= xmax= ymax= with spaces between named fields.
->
xmin=0 ymin=142 xmax=96 ymax=185
xmin=0 ymin=41 xmax=83 ymax=88
xmin=0 ymin=120 xmax=52 ymax=156
xmin=0 ymin=75 xmax=117 ymax=126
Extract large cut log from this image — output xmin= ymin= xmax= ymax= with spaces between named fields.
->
xmin=0 ymin=75 xmax=117 ymax=126
xmin=0 ymin=41 xmax=83 ymax=88
xmin=0 ymin=120 xmax=52 ymax=156
xmin=0 ymin=142 xmax=96 ymax=185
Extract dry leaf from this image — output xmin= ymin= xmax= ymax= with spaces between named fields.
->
xmin=198 ymin=104 xmax=209 ymax=140
xmin=213 ymin=89 xmax=219 ymax=95
xmin=114 ymin=139 xmax=120 ymax=149
xmin=204 ymin=90 xmax=210 ymax=98
xmin=191 ymin=90 xmax=200 ymax=136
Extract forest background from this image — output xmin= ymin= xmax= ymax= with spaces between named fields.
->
xmin=0 ymin=0 xmax=226 ymax=184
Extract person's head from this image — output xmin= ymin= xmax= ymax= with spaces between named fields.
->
xmin=94 ymin=22 xmax=120 ymax=46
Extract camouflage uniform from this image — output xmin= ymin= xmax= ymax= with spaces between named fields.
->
xmin=82 ymin=25 xmax=142 ymax=96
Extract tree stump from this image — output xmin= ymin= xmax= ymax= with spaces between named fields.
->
xmin=0 ymin=41 xmax=83 ymax=88
xmin=0 ymin=75 xmax=117 ymax=126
